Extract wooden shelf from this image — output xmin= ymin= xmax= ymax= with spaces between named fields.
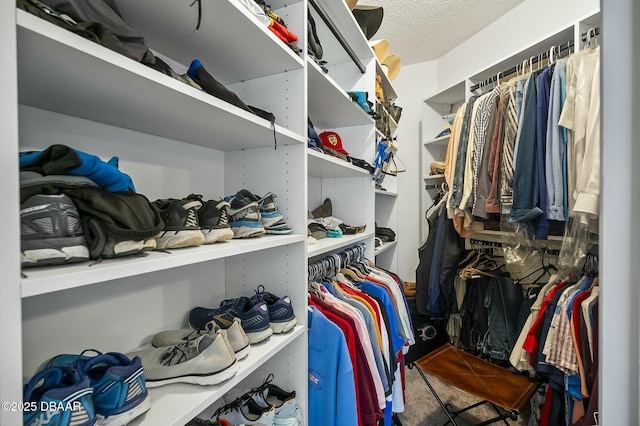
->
xmin=16 ymin=11 xmax=305 ymax=152
xmin=374 ymin=240 xmax=397 ymax=256
xmin=307 ymin=231 xmax=374 ymax=259
xmin=307 ymin=58 xmax=374 ymax=129
xmin=307 ymin=148 xmax=372 ymax=178
xmin=130 ymin=327 xmax=305 ymax=426
xmin=21 ymin=235 xmax=305 ymax=298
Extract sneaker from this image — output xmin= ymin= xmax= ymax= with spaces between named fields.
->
xmin=186 ymin=194 xmax=235 ymax=244
xmin=223 ymin=192 xmax=266 ymax=238
xmin=213 ymin=396 xmax=275 ymax=426
xmin=153 ymin=198 xmax=206 ymax=249
xmin=20 ymin=194 xmax=90 ymax=267
xmin=43 ymin=351 xmax=151 ymax=425
xmin=128 ymin=332 xmax=238 ymax=387
xmin=190 ymin=297 xmax=273 ymax=344
xmin=236 ymin=190 xmax=292 ymax=234
xmin=186 ymin=418 xmax=231 ymax=426
xmin=249 ymin=375 xmax=301 ymax=426
xmin=250 ymin=286 xmax=297 ymax=334
xmin=152 ymin=319 xmax=251 ymax=360
xmin=23 ymin=367 xmax=96 ymax=426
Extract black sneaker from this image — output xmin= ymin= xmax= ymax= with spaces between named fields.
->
xmin=21 ymin=194 xmax=90 ymax=267
xmin=153 ymin=199 xmax=205 ymax=249
xmin=187 ymin=194 xmax=234 ymax=244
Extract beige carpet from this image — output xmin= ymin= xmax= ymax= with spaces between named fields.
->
xmin=397 ymin=365 xmax=530 ymax=426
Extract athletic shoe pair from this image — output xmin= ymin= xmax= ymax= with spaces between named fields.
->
xmin=201 ymin=374 xmax=300 ymax=426
xmin=128 ymin=325 xmax=240 ymax=388
xmin=153 ymin=194 xmax=234 ymax=249
xmin=224 ymin=190 xmax=293 ymax=238
xmin=189 ymin=286 xmax=297 ymax=345
xmin=24 ymin=350 xmax=151 ymax=426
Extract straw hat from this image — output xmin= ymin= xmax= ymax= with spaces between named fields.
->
xmin=371 ymin=39 xmax=389 ymax=63
xmin=352 ymin=5 xmax=384 ymax=40
xmin=345 ymin=0 xmax=357 ymax=10
xmin=381 ymin=54 xmax=402 ymax=81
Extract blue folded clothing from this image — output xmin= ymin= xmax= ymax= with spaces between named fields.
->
xmin=20 ymin=144 xmax=135 ymax=192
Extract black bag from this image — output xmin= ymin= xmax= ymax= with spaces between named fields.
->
xmin=376 ymin=225 xmax=396 ymax=242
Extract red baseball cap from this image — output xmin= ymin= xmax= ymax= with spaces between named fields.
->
xmin=319 ymin=131 xmax=349 ymax=155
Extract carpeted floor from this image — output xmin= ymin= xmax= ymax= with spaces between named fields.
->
xmin=397 ymin=365 xmax=530 ymax=426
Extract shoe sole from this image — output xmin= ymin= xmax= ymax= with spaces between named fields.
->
xmin=231 ymin=225 xmax=266 ymax=239
xmin=21 ymin=245 xmax=89 ymax=267
xmin=155 ymin=230 xmax=205 ymax=249
xmin=260 ymin=213 xmax=285 ymax=229
xmin=270 ymin=318 xmax=297 ymax=334
xmin=96 ymin=394 xmax=152 ymax=426
xmin=266 ymin=228 xmax=293 ymax=235
xmin=235 ymin=344 xmax=251 ymax=360
xmin=144 ymin=362 xmax=239 ymax=388
xmin=245 ymin=327 xmax=274 ymax=344
xmin=202 ymin=228 xmax=234 ymax=244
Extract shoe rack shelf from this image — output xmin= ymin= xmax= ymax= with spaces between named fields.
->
xmin=375 ymin=188 xmax=397 ymax=197
xmin=374 ymin=240 xmax=397 ymax=256
xmin=6 ymin=1 xmax=310 ymax=424
xmin=307 ymin=58 xmax=374 ymax=128
xmin=17 ymin=11 xmax=305 ymax=151
xmin=20 ymin=235 xmax=306 ymax=299
xmin=129 ymin=326 xmax=305 ymax=426
xmin=307 ymin=231 xmax=374 ymax=259
xmin=423 ymin=134 xmax=450 ymax=148
xmin=307 ymin=148 xmax=371 ymax=178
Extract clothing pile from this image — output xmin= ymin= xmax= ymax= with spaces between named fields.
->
xmin=307 ymin=198 xmax=366 ymax=244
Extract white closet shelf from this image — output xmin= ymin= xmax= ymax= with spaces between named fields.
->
xmin=116 ymin=0 xmax=304 ymax=86
xmin=311 ymin=0 xmax=374 ymax=67
xmin=423 ymin=135 xmax=450 ymax=148
xmin=129 ymin=326 xmax=305 ymax=426
xmin=16 ymin=11 xmax=304 ymax=152
xmin=374 ymin=240 xmax=397 ymax=256
xmin=375 ymin=60 xmax=398 ymax=101
xmin=307 ymin=231 xmax=374 ymax=259
xmin=424 ymin=81 xmax=466 ymax=105
xmin=307 ymin=58 xmax=374 ymax=129
xmin=21 ymin=235 xmax=305 ymax=298
xmin=423 ymin=174 xmax=445 ymax=181
xmin=307 ymin=149 xmax=372 ymax=178
xmin=375 ymin=188 xmax=398 ymax=197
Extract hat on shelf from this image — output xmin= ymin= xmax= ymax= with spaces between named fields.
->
xmin=319 ymin=131 xmax=350 ymax=156
xmin=371 ymin=39 xmax=389 ymax=63
xmin=352 ymin=5 xmax=384 ymax=40
xmin=345 ymin=0 xmax=358 ymax=10
xmin=381 ymin=53 xmax=402 ymax=81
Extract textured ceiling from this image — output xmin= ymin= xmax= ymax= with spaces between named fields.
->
xmin=360 ymin=0 xmax=524 ymax=65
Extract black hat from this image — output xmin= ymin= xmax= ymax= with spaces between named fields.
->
xmin=352 ymin=6 xmax=384 ymax=40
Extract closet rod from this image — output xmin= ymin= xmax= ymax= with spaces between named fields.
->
xmin=308 ymin=0 xmax=367 ymax=74
xmin=470 ymin=27 xmax=600 ymax=92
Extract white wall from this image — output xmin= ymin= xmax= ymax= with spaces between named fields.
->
xmin=437 ymin=0 xmax=599 ymax=90
xmin=391 ymin=60 xmax=437 ymax=281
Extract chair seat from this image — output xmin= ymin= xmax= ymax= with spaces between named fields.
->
xmin=414 ymin=344 xmax=539 ymax=412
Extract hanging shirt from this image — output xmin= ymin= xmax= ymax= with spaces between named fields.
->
xmin=449 ymin=96 xmax=478 ymax=209
xmin=445 ymin=104 xmax=467 ymax=218
xmin=535 ymin=66 xmax=553 ymax=239
xmin=474 ymin=86 xmax=502 ymax=219
xmin=545 ymin=59 xmax=568 ymax=221
xmin=499 ymin=81 xmax=520 ymax=214
xmin=485 ymin=86 xmax=505 ymax=214
xmin=308 ymin=307 xmax=358 ymax=426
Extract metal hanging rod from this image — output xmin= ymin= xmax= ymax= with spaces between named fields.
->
xmin=469 ymin=26 xmax=601 ymax=92
xmin=308 ymin=0 xmax=367 ymax=74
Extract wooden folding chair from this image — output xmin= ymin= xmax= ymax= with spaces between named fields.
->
xmin=409 ymin=344 xmax=540 ymax=426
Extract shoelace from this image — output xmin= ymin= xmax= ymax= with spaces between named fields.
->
xmin=212 ymin=395 xmax=247 ymax=419
xmin=160 ymin=342 xmax=190 ymax=366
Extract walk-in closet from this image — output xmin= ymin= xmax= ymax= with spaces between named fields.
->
xmin=1 ymin=0 xmax=637 ymax=425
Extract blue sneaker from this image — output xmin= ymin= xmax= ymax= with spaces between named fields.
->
xmin=23 ymin=367 xmax=96 ymax=426
xmin=250 ymin=286 xmax=297 ymax=334
xmin=223 ymin=192 xmax=266 ymax=239
xmin=190 ymin=297 xmax=273 ymax=344
xmin=235 ymin=190 xmax=292 ymax=234
xmin=44 ymin=350 xmax=152 ymax=425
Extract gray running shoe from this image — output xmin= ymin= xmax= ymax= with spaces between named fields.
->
xmin=129 ymin=332 xmax=238 ymax=387
xmin=21 ymin=194 xmax=90 ymax=267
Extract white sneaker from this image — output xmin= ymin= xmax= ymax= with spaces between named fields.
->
xmin=151 ymin=319 xmax=251 ymax=360
xmin=213 ymin=396 xmax=275 ymax=425
xmin=129 ymin=331 xmax=238 ymax=387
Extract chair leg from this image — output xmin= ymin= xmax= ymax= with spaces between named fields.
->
xmin=411 ymin=362 xmax=459 ymax=426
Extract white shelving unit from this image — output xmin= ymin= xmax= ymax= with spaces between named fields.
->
xmin=308 ymin=231 xmax=375 ymax=259
xmin=6 ymin=2 xmax=309 ymax=425
xmin=423 ymin=134 xmax=450 ymax=148
xmin=308 ymin=149 xmax=372 ymax=178
xmin=374 ymin=240 xmax=397 ymax=256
